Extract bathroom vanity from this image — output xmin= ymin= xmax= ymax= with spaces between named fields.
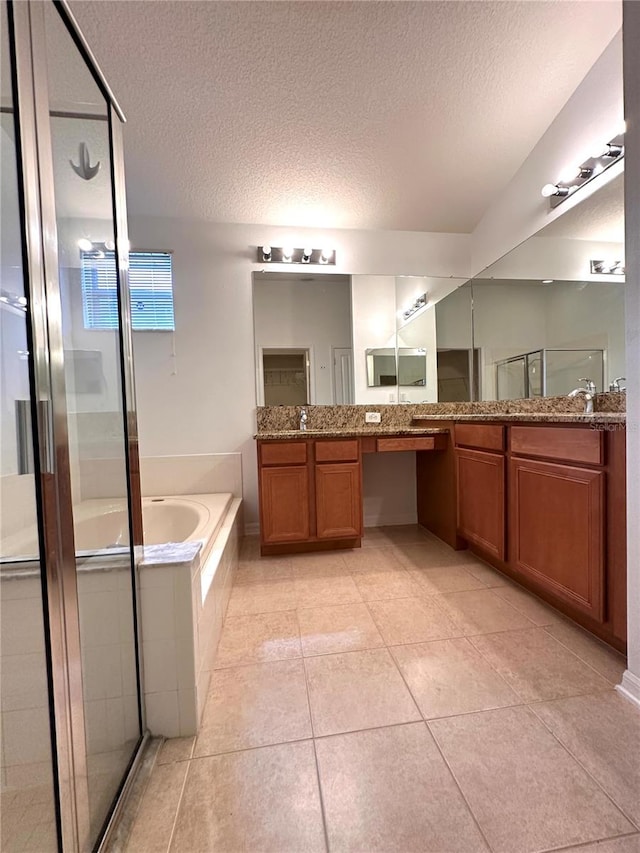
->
xmin=255 ymin=403 xmax=626 ymax=651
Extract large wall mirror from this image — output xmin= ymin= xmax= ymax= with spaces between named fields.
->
xmin=251 ymin=172 xmax=624 ymax=407
xmin=468 ymin=171 xmax=625 ymax=401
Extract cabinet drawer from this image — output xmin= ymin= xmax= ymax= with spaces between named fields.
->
xmin=511 ymin=426 xmax=603 ymax=466
xmin=260 ymin=441 xmax=307 ymax=466
xmin=455 ymin=424 xmax=504 ymax=452
xmin=315 ymin=439 xmax=359 ymax=462
xmin=377 ymin=436 xmax=440 ymax=452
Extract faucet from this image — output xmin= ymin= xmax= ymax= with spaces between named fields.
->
xmin=299 ymin=407 xmax=308 ymax=431
xmin=568 ymin=379 xmax=595 ymax=414
xmin=609 ymin=376 xmax=626 ymax=392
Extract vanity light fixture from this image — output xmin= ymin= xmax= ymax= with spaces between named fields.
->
xmin=256 ymin=246 xmax=336 ymax=265
xmin=541 ymin=183 xmax=571 ymax=199
xmin=402 ymin=292 xmax=428 ymax=321
xmin=0 ymin=288 xmax=28 ymax=312
xmin=541 ymin=128 xmax=625 ymax=208
xmin=542 ymin=279 xmax=554 ymax=285
xmin=590 ymin=259 xmax=625 ymax=275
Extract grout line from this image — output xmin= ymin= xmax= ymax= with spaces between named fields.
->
xmin=536 ymin=830 xmax=640 ymax=852
xmin=164 ymin=755 xmax=194 ymax=853
xmin=527 ymin=701 xmax=640 ymax=833
xmin=424 ymin=720 xmax=496 ymax=853
xmin=541 ymin=624 xmax=626 ymax=684
xmin=311 ymin=739 xmax=331 ymax=853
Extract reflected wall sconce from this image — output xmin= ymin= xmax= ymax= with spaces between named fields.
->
xmin=541 ymin=128 xmax=625 ymax=208
xmin=257 ymin=246 xmax=336 ymax=265
xmin=590 ymin=259 xmax=625 ymax=275
xmin=0 ymin=288 xmax=28 ymax=313
xmin=402 ymin=292 xmax=428 ymax=321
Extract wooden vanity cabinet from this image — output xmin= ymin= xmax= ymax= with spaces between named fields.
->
xmin=456 ymin=448 xmax=506 ymax=560
xmin=258 ymin=441 xmax=311 ymax=544
xmin=258 ymin=438 xmax=362 ymax=553
xmin=509 ymin=456 xmax=604 ymax=620
xmin=447 ymin=422 xmax=624 ymax=650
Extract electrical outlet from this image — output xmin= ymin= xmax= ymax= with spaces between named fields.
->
xmin=365 ymin=411 xmax=381 ymax=424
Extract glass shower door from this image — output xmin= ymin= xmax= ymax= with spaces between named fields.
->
xmin=1 ymin=6 xmax=58 ymax=849
xmin=38 ymin=4 xmax=142 ymax=846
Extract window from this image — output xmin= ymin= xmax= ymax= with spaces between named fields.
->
xmin=81 ymin=250 xmax=175 ymax=331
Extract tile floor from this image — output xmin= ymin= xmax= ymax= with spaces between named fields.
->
xmin=124 ymin=526 xmax=640 ymax=853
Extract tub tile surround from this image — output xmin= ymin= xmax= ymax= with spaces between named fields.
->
xmin=140 ymin=498 xmax=242 ymax=737
xmin=255 ymin=392 xmax=626 ymax=437
xmin=122 ymin=527 xmax=640 ymax=853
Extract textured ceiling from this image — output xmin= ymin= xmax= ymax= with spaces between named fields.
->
xmin=69 ymin=0 xmax=621 ymax=233
xmin=540 ymin=173 xmax=624 ymax=242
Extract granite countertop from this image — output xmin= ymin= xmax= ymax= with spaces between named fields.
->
xmin=255 ymin=426 xmax=450 ymax=440
xmin=411 ymin=412 xmax=626 ymax=424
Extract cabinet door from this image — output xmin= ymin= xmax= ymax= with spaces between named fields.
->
xmin=315 ymin=463 xmax=362 ymax=539
xmin=456 ymin=448 xmax=505 ymax=559
xmin=260 ymin=466 xmax=310 ymax=543
xmin=509 ymin=458 xmax=604 ymax=620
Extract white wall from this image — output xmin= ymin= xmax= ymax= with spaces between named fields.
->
xmin=483 ymin=235 xmax=625 ymax=282
xmin=470 ymin=33 xmax=623 ymax=276
xmin=351 ymin=275 xmax=397 ymax=404
xmin=253 ymin=276 xmax=351 ymax=405
xmin=620 ymin=0 xmax=640 ymax=707
xmin=127 ymin=219 xmax=471 ymax=526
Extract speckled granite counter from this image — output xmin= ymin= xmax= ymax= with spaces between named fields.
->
xmin=255 ymin=426 xmax=450 ymax=440
xmin=255 ymin=394 xmax=626 ymax=437
xmin=412 ymin=412 xmax=626 ymax=425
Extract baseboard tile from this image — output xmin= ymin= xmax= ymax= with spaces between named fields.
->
xmin=364 ymin=513 xmax=418 ymax=528
xmin=616 ymin=669 xmax=640 ymax=710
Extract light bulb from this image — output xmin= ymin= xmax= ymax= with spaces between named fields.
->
xmin=262 ymin=245 xmax=272 ymax=261
xmin=104 ymin=240 xmax=115 ymax=251
xmin=542 ymin=280 xmax=553 ymax=285
xmin=77 ymin=237 xmax=93 ymax=252
xmin=320 ymin=247 xmax=334 ymax=264
xmin=282 ymin=246 xmax=294 ymax=261
xmin=591 ymin=142 xmax=623 ymax=159
xmin=302 ymin=247 xmax=313 ymax=263
xmin=17 ymin=296 xmax=27 ymax=305
xmin=558 ymin=165 xmax=581 ymax=183
xmin=541 ymin=184 xmax=569 ymax=198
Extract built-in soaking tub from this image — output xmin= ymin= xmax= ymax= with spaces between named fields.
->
xmin=0 ymin=492 xmax=242 ymax=740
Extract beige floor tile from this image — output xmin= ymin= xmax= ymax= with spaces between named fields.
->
xmin=194 ymin=659 xmax=311 ymax=756
xmin=125 ymin=761 xmax=187 ymax=853
xmin=376 ymin=524 xmax=435 ymax=544
xmin=491 ymin=583 xmax=564 ymax=625
xmin=214 ymin=611 xmax=301 ymax=668
xmin=392 ymin=637 xmax=520 ymax=719
xmin=408 ymin=565 xmax=488 ymax=594
xmin=342 ymin=547 xmax=404 ymax=573
xmin=463 ymin=560 xmax=511 ymax=587
xmin=226 ymin=579 xmax=297 ymax=616
xmin=239 ymin=535 xmax=260 ymax=560
xmin=304 ymin=647 xmax=420 ymax=736
xmin=545 ymin=620 xmax=627 ymax=684
xmin=287 ymin=551 xmax=349 ymax=578
xmin=294 ymin=573 xmax=363 ymax=608
xmin=156 ymin=736 xmax=194 ymax=765
xmin=298 ymin=603 xmax=384 ymax=656
xmin=315 ymin=723 xmax=489 ymax=853
xmin=469 ymin=628 xmax=612 ymax=702
xmin=532 ymin=692 xmax=640 ymax=825
xmin=429 ymin=706 xmax=633 ymax=853
xmin=367 ymin=596 xmax=463 ymax=645
xmin=171 ymin=741 xmax=326 ymax=853
xmin=392 ymin=541 xmax=478 ymax=570
xmin=235 ymin=558 xmax=294 ymax=582
xmin=352 ymin=569 xmax=423 ymax=601
xmin=436 ymin=589 xmax=537 ymax=635
xmin=563 ymin=836 xmax=640 ymax=852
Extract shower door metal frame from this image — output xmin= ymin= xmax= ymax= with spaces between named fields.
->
xmin=8 ymin=1 xmax=144 ymax=849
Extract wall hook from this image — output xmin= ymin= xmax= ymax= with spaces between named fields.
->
xmin=70 ymin=142 xmax=100 ymax=181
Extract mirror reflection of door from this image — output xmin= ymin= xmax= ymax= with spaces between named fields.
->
xmin=436 ymin=348 xmax=480 ymax=401
xmin=262 ymin=348 xmax=310 ymax=405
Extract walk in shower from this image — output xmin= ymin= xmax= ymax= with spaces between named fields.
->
xmin=1 ymin=2 xmax=144 ymax=849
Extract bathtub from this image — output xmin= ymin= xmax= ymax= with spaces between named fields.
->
xmin=1 ymin=493 xmax=233 ymax=563
xmin=0 ymin=491 xmax=242 ymax=739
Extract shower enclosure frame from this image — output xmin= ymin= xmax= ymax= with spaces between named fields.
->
xmin=7 ymin=1 xmax=145 ymax=849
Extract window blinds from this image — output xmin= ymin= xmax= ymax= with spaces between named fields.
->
xmin=81 ymin=251 xmax=175 ymax=331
